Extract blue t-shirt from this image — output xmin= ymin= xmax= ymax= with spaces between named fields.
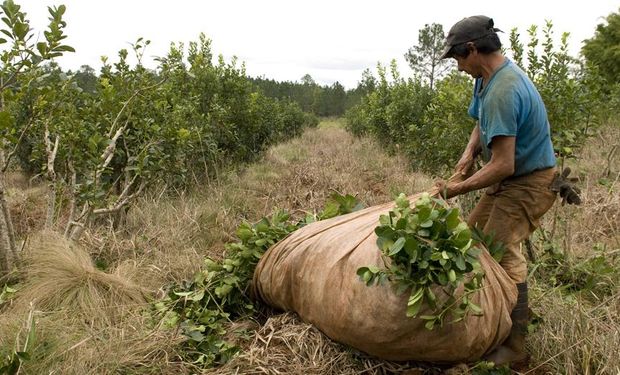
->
xmin=468 ymin=59 xmax=556 ymax=177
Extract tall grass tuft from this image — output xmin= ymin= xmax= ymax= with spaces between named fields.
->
xmin=17 ymin=231 xmax=147 ymax=325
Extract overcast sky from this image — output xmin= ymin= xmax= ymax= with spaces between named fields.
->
xmin=14 ymin=0 xmax=619 ymax=89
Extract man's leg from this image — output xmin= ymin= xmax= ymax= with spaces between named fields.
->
xmin=482 ymin=197 xmax=532 ymax=283
xmin=484 ymin=170 xmax=557 ymax=367
xmin=467 ymin=193 xmax=495 ymax=231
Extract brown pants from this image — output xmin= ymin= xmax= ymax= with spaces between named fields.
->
xmin=467 ymin=168 xmax=557 ymax=283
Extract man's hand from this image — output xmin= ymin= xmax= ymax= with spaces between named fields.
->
xmin=551 ymin=167 xmax=582 ymax=205
xmin=455 ymin=152 xmax=475 ymax=178
xmin=435 ymin=179 xmax=461 ymax=199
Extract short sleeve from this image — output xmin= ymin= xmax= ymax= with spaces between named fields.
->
xmin=483 ymin=86 xmax=518 ymax=147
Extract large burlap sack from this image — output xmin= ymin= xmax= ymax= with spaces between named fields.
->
xmin=252 ymin=192 xmax=518 ymax=363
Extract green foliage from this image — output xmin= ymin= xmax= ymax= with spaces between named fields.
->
xmin=535 ymin=237 xmax=619 ymax=300
xmin=345 ymin=62 xmax=467 ymax=174
xmin=0 ymin=0 xmax=73 ymax=274
xmin=470 ymin=360 xmax=511 ymax=374
xmin=509 ymin=21 xmax=607 ymax=160
xmin=71 ymin=65 xmax=97 ymax=94
xmin=0 ymin=0 xmax=73 ymax=70
xmin=250 ymin=76 xmax=361 ymax=117
xmin=357 ymin=193 xmax=485 ymax=330
xmin=582 ymin=8 xmax=620 ymax=86
xmin=316 ymin=192 xmax=365 ymax=221
xmin=410 ymin=72 xmax=473 ymax=173
xmin=3 ymin=11 xmax=316 ymax=237
xmin=0 ymin=0 xmax=73 ymax=144
xmin=346 ymin=61 xmax=434 ymax=148
xmin=154 ymin=210 xmax=296 ymax=366
xmin=470 ymin=226 xmax=505 ymax=263
xmin=154 ymin=193 xmax=364 ymax=367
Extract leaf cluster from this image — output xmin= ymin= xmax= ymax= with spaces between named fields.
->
xmin=0 ymin=0 xmax=73 ymax=75
xmin=582 ymin=8 xmax=620 ymax=86
xmin=357 ymin=193 xmax=485 ymax=330
xmin=153 ymin=210 xmax=296 ymax=366
xmin=470 ymin=226 xmax=505 ymax=263
xmin=153 ymin=193 xmax=364 ymax=367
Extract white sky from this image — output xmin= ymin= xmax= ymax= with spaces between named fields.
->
xmin=13 ymin=0 xmax=620 ymax=89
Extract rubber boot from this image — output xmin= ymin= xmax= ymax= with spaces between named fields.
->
xmin=485 ymin=282 xmax=530 ymax=369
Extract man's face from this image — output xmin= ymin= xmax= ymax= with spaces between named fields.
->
xmin=453 ymin=45 xmax=482 ymax=79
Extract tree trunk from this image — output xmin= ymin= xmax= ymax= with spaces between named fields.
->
xmin=0 ymin=168 xmax=17 ymax=276
xmin=45 ymin=186 xmax=56 ymax=229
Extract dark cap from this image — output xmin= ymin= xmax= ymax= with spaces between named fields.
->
xmin=440 ymin=15 xmax=502 ymax=59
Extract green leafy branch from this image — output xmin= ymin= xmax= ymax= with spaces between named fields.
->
xmin=154 ymin=193 xmax=364 ymax=367
xmin=471 ymin=226 xmax=506 ymax=263
xmin=357 ymin=193 xmax=485 ymax=330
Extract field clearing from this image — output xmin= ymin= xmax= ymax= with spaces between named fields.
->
xmin=1 ymin=117 xmax=618 ymax=374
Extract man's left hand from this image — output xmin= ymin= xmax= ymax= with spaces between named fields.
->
xmin=434 ymin=179 xmax=461 ymax=199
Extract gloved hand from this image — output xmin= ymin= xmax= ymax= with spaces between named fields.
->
xmin=551 ymin=167 xmax=581 ymax=205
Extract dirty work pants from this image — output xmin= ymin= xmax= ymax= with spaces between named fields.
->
xmin=467 ymin=168 xmax=557 ymax=283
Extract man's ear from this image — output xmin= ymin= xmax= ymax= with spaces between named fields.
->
xmin=466 ymin=42 xmax=476 ymax=54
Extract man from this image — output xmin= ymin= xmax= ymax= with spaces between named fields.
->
xmin=434 ymin=15 xmax=559 ymax=367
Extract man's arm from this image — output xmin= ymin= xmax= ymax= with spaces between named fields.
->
xmin=455 ymin=124 xmax=482 ymax=176
xmin=441 ymin=135 xmax=515 ymax=197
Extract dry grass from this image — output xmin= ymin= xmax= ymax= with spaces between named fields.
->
xmin=6 ymin=184 xmax=47 ymax=237
xmin=212 ymin=313 xmax=450 ymax=375
xmin=3 ymin=117 xmax=619 ymax=374
xmin=15 ymin=231 xmax=147 ymax=324
xmin=2 ymin=118 xmax=432 ymax=374
xmin=0 ymin=231 xmax=188 ymax=374
xmin=527 ymin=284 xmax=620 ymax=374
xmin=0 ymin=308 xmax=188 ymax=375
xmin=562 ymin=125 xmax=620 ymax=254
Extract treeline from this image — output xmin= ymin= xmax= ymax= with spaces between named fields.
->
xmin=71 ymin=66 xmax=370 ymax=120
xmin=249 ymin=74 xmax=372 ymax=117
xmin=346 ymin=18 xmax=620 ymax=175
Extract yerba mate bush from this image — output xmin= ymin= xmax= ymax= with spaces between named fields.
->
xmin=0 ymin=0 xmax=317 ymax=279
xmin=0 ymin=0 xmax=74 ymax=276
xmin=357 ymin=193 xmax=485 ymax=330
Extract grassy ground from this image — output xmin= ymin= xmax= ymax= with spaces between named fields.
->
xmin=1 ymin=117 xmax=618 ymax=374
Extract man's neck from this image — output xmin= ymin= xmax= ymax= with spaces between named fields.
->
xmin=479 ymin=53 xmax=506 ymax=82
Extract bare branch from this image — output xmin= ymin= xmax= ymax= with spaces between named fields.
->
xmin=98 ymin=116 xmax=131 ymax=182
xmin=92 ymin=179 xmax=145 ymax=215
xmin=63 ymin=158 xmax=77 ymax=238
xmin=96 ymin=78 xmax=166 ymax=185
xmin=74 ymin=202 xmax=91 ymax=224
xmin=44 ymin=120 xmax=60 ymax=226
xmin=44 ymin=121 xmax=60 ymax=180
